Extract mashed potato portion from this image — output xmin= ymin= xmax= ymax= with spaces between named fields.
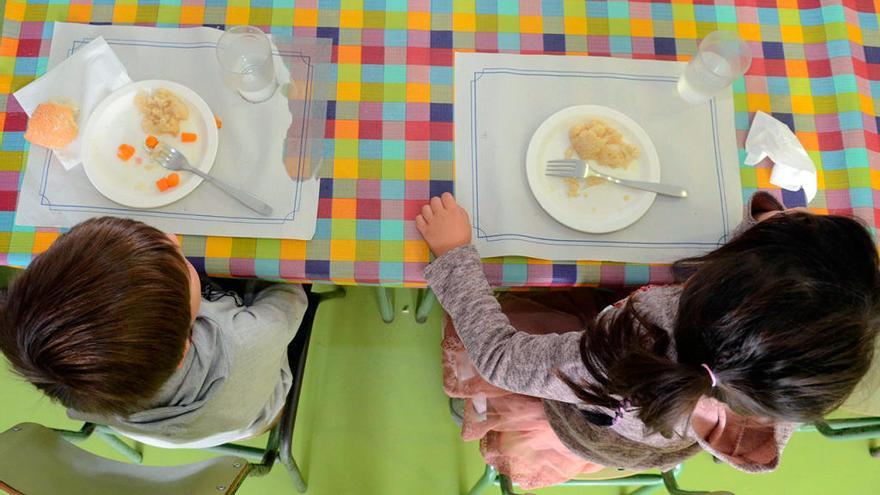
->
xmin=135 ymin=88 xmax=189 ymax=136
xmin=568 ymin=119 xmax=639 ymax=169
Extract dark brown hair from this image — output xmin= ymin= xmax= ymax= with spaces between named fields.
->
xmin=566 ymin=212 xmax=880 ymax=435
xmin=0 ymin=217 xmax=192 ymax=416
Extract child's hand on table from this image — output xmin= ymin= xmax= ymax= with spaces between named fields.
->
xmin=416 ymin=192 xmax=472 ymax=257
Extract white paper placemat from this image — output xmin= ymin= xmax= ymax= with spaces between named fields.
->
xmin=14 ymin=22 xmax=326 ymax=239
xmin=453 ymin=52 xmax=744 ymax=263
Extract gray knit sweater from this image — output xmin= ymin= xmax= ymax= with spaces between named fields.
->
xmin=425 ymin=192 xmax=796 ymax=473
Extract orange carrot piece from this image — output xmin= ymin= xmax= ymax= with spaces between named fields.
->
xmin=145 ymin=135 xmax=159 ymax=149
xmin=214 ymin=116 xmax=222 ymax=129
xmin=156 ymin=177 xmax=170 ymax=192
xmin=181 ymin=132 xmax=197 ymax=143
xmin=166 ymin=172 xmax=180 ymax=187
xmin=117 ymin=144 xmax=135 ymax=161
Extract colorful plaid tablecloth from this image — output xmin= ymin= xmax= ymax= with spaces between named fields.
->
xmin=0 ymin=1 xmax=878 ymax=287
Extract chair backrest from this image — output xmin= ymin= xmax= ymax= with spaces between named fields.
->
xmin=0 ymin=423 xmax=250 ymax=495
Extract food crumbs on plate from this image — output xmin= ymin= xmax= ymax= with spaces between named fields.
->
xmin=156 ymin=177 xmax=170 ymax=192
xmin=166 ymin=172 xmax=180 ymax=187
xmin=569 ymin=119 xmax=640 ymax=169
xmin=585 ymin=176 xmax=604 ymax=187
xmin=117 ymin=144 xmax=135 ymax=161
xmin=135 ymin=157 xmax=143 ymax=165
xmin=145 ymin=135 xmax=159 ymax=149
xmin=564 ymin=177 xmax=581 ymax=197
xmin=181 ymin=132 xmax=197 ymax=143
xmin=214 ymin=116 xmax=222 ymax=129
xmin=591 ymin=207 xmax=597 ymax=213
xmin=624 ymin=194 xmax=630 ymax=201
xmin=564 ymin=147 xmax=574 ymax=160
xmin=145 ymin=164 xmax=157 ymax=171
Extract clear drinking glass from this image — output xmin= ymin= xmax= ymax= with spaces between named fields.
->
xmin=216 ymin=26 xmax=278 ymax=103
xmin=677 ymin=31 xmax=752 ymax=103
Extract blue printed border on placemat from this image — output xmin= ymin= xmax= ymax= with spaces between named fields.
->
xmin=36 ymin=37 xmax=314 ymax=225
xmin=469 ymin=67 xmax=730 ymax=249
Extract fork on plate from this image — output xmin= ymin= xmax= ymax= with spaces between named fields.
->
xmin=148 ymin=143 xmax=274 ymax=216
xmin=545 ymin=159 xmax=688 ymax=198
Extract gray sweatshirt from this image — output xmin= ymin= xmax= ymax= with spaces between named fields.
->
xmin=69 ymin=284 xmax=307 ymax=448
xmin=425 ymin=192 xmax=796 ymax=473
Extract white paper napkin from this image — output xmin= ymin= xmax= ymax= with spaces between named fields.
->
xmin=13 ymin=36 xmax=132 ymax=170
xmin=744 ymin=111 xmax=817 ymax=203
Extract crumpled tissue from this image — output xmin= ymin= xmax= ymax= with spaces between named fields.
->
xmin=744 ymin=111 xmax=817 ymax=203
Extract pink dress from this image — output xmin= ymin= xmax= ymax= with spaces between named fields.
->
xmin=442 ymin=289 xmax=621 ymax=490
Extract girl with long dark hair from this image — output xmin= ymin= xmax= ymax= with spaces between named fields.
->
xmin=416 ymin=192 xmax=880 ymax=489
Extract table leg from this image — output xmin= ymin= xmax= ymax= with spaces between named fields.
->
xmin=415 ymin=288 xmax=436 ymax=324
xmin=375 ymin=287 xmax=394 ymax=324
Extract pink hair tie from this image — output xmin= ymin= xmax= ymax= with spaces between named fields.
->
xmin=701 ymin=363 xmax=718 ymax=388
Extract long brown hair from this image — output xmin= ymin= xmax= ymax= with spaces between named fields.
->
xmin=566 ymin=212 xmax=880 ymax=435
xmin=0 ymin=217 xmax=192 ymax=416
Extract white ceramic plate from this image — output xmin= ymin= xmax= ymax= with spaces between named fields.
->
xmin=525 ymin=105 xmax=661 ymax=234
xmin=82 ymin=80 xmax=219 ymax=208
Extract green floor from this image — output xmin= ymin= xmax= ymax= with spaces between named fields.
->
xmin=2 ymin=285 xmax=880 ymax=494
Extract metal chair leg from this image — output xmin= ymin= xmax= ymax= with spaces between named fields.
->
xmin=807 ymin=418 xmax=880 ymax=440
xmin=205 ymin=443 xmax=265 ymax=462
xmin=375 ymin=287 xmax=394 ymax=323
xmin=56 ymin=423 xmax=143 ymax=464
xmin=277 ymin=321 xmax=310 ymax=493
xmin=55 ymin=423 xmax=95 ymax=442
xmin=629 ymin=483 xmax=663 ymax=495
xmin=95 ymin=427 xmax=143 ymax=464
xmin=467 ymin=464 xmax=497 ymax=495
xmin=498 ymin=475 xmax=520 ymax=495
xmin=662 ymin=469 xmax=733 ymax=495
xmin=415 ymin=288 xmax=436 ymax=324
xmin=279 ymin=446 xmax=307 ymax=493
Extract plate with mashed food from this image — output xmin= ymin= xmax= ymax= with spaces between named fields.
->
xmin=82 ymin=80 xmax=219 ymax=208
xmin=525 ymin=105 xmax=661 ymax=233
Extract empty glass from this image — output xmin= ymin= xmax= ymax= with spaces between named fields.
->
xmin=677 ymin=31 xmax=752 ymax=103
xmin=216 ymin=26 xmax=278 ymax=103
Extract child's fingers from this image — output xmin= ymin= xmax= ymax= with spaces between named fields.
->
xmin=421 ymin=204 xmax=434 ymax=219
xmin=440 ymin=192 xmax=456 ymax=209
xmin=415 ymin=214 xmax=427 ymax=232
xmin=430 ymin=196 xmax=443 ymax=212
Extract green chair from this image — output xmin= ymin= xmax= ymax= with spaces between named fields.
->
xmin=802 ymin=417 xmax=880 ymax=442
xmin=454 ymin=399 xmax=732 ymax=495
xmin=466 ymin=463 xmax=732 ymax=495
xmin=55 ymin=284 xmax=345 ymax=493
xmin=0 ymin=422 xmax=250 ymax=495
xmin=800 ymin=376 xmax=880 ymax=457
xmin=800 ymin=416 xmax=880 ymax=458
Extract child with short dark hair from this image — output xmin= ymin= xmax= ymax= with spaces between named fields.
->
xmin=417 ymin=192 xmax=880 ymax=489
xmin=0 ymin=217 xmax=307 ymax=448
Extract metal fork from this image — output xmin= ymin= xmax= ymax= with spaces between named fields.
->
xmin=545 ymin=159 xmax=688 ymax=198
xmin=148 ymin=143 xmax=274 ymax=216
